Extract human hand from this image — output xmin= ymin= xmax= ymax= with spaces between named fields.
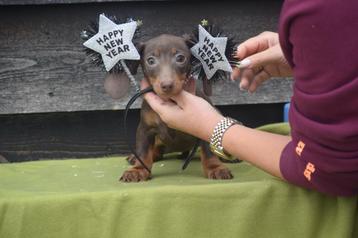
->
xmin=141 ymin=79 xmax=224 ymax=141
xmin=231 ymin=31 xmax=292 ymax=93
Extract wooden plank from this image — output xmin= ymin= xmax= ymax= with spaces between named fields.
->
xmin=0 ymin=0 xmax=170 ymax=5
xmin=0 ymin=104 xmax=284 ymax=162
xmin=0 ymin=110 xmax=139 ymax=162
xmin=0 ymin=1 xmax=290 ymax=115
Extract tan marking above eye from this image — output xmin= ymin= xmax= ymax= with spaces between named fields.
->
xmin=171 ymin=48 xmax=177 ymax=55
xmin=154 ymin=49 xmax=161 ymax=57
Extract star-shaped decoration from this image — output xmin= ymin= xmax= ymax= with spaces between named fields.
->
xmin=190 ymin=25 xmax=232 ymax=79
xmin=83 ymin=14 xmax=140 ymax=71
xmin=201 ymin=19 xmax=209 ymax=26
xmin=136 ymin=19 xmax=143 ymax=27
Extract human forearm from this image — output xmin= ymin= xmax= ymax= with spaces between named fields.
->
xmin=222 ymin=124 xmax=291 ymax=178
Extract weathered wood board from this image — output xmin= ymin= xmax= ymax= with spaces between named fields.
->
xmin=0 ymin=0 xmax=167 ymax=5
xmin=0 ymin=103 xmax=284 ymax=162
xmin=0 ymin=0 xmax=291 ymax=115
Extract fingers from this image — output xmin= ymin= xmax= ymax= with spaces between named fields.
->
xmin=248 ymin=69 xmax=271 ymax=93
xmin=232 ymin=35 xmax=267 ymax=80
xmin=231 ymin=68 xmax=240 ymax=81
xmin=232 ymin=32 xmax=279 ymax=81
xmin=144 ymin=91 xmax=183 ymax=125
xmin=141 ymin=78 xmax=176 ymax=113
xmin=235 ymin=34 xmax=271 ymax=61
xmin=141 ymin=77 xmax=196 ymax=110
xmin=141 ymin=78 xmax=193 ymax=115
xmin=231 ymin=58 xmax=252 ymax=81
xmin=143 ymin=91 xmax=166 ymax=112
xmin=245 ymin=45 xmax=281 ymax=69
xmin=240 ymin=69 xmax=254 ymax=90
xmin=238 ymin=66 xmax=271 ymax=93
xmin=232 ymin=44 xmax=283 ymax=91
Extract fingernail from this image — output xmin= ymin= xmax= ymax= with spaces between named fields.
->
xmin=236 ymin=58 xmax=251 ymax=69
xmin=239 ymin=84 xmax=247 ymax=91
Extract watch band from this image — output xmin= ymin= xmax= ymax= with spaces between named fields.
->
xmin=209 ymin=117 xmax=238 ymax=160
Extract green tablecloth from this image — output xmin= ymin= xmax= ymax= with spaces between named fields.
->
xmin=0 ymin=124 xmax=357 ymax=238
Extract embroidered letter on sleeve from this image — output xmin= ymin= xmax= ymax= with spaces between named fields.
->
xmin=303 ymin=162 xmax=315 ymax=181
xmin=295 ymin=141 xmax=305 ymax=157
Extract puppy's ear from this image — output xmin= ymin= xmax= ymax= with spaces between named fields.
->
xmin=182 ymin=34 xmax=195 ymax=78
xmin=202 ymin=76 xmax=213 ymax=96
xmin=182 ymin=34 xmax=195 ymax=48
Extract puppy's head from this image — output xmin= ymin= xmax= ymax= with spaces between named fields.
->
xmin=103 ymin=34 xmax=191 ymax=99
xmin=140 ymin=34 xmax=191 ymax=99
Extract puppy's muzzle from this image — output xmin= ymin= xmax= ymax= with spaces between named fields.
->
xmin=160 ymin=81 xmax=174 ymax=93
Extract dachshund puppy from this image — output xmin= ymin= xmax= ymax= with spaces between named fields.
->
xmin=120 ymin=34 xmax=233 ymax=182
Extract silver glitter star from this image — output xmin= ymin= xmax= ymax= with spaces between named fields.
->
xmin=83 ymin=14 xmax=140 ymax=71
xmin=191 ymin=25 xmax=232 ymax=79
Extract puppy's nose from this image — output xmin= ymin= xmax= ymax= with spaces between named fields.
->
xmin=160 ymin=82 xmax=174 ymax=92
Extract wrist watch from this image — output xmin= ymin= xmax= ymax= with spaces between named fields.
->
xmin=209 ymin=117 xmax=239 ymax=161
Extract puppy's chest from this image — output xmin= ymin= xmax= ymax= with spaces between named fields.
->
xmin=142 ymin=104 xmax=197 ymax=152
xmin=156 ymin=128 xmax=197 ymax=153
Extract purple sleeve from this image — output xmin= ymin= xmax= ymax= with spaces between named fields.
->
xmin=280 ymin=141 xmax=313 ymax=191
xmin=278 ymin=0 xmax=358 ymax=196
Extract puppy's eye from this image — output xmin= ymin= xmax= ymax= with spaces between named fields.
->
xmin=175 ymin=54 xmax=186 ymax=64
xmin=146 ymin=56 xmax=158 ymax=66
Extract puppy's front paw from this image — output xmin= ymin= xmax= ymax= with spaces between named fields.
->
xmin=207 ymin=167 xmax=233 ymax=180
xmin=120 ymin=168 xmax=151 ymax=182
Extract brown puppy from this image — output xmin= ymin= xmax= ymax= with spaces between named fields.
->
xmin=120 ymin=34 xmax=233 ymax=182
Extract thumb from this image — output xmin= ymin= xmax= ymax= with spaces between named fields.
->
xmin=143 ymin=92 xmax=166 ymax=113
xmin=144 ymin=91 xmax=179 ymax=115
